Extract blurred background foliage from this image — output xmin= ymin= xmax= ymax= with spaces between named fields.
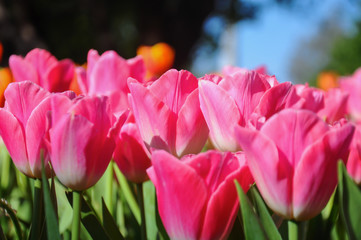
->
xmin=325 ymin=20 xmax=361 ymax=76
xmin=0 ymin=0 xmax=316 ymax=69
xmin=289 ymin=2 xmax=361 ymax=84
xmin=0 ymin=0 xmax=360 ymax=81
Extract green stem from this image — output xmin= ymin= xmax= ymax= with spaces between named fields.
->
xmin=0 ymin=151 xmax=10 ymax=191
xmin=114 ymin=164 xmax=141 ymax=224
xmin=137 ymin=183 xmax=147 ymax=240
xmin=288 ymin=220 xmax=309 ymax=240
xmin=30 ymin=179 xmax=44 ymax=239
xmin=72 ymin=191 xmax=82 ymax=240
xmin=105 ymin=161 xmax=114 ymax=215
xmin=288 ymin=220 xmax=299 ymax=240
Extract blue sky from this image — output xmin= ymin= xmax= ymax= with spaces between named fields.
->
xmin=234 ymin=0 xmax=359 ymax=83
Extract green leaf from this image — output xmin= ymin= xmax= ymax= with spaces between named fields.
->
xmin=0 ymin=222 xmax=7 ymax=240
xmin=66 ymin=192 xmax=111 ymax=240
xmin=41 ymin=166 xmax=61 ymax=240
xmin=59 ymin=205 xmax=73 ymax=234
xmin=251 ymin=187 xmax=282 ymax=240
xmin=143 ymin=181 xmax=158 ymax=240
xmin=101 ymin=198 xmax=125 ymax=240
xmin=29 ymin=179 xmax=45 ymax=240
xmin=104 ymin=161 xmax=115 ymax=215
xmin=235 ymin=180 xmax=267 ymax=240
xmin=50 ymin=177 xmax=58 ymax=219
xmin=306 ymin=189 xmax=342 ymax=239
xmin=0 ymin=198 xmax=23 ymax=240
xmin=338 ymin=161 xmax=361 ymax=240
xmin=114 ymin=164 xmax=141 ymax=224
xmin=115 ymin=193 xmax=127 ymax=236
xmin=331 ymin=214 xmax=348 ymax=240
xmin=0 ymin=149 xmax=10 ymax=193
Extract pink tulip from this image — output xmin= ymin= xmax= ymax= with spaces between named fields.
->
xmin=294 ymin=84 xmax=324 ymax=113
xmin=9 ymin=48 xmax=74 ymax=92
xmin=76 ymin=49 xmax=153 ymax=182
xmin=78 ymin=49 xmax=145 ymax=95
xmin=0 ymin=81 xmax=52 ymax=178
xmin=235 ymin=109 xmax=354 ymax=220
xmin=113 ymin=113 xmax=151 ymax=183
xmin=199 ymin=74 xmax=223 ymax=84
xmin=347 ymin=123 xmax=361 ymax=185
xmin=222 ymin=65 xmax=278 ymax=87
xmin=222 ymin=65 xmax=270 ymax=81
xmin=317 ymin=88 xmax=348 ymax=124
xmin=147 ymin=150 xmax=253 ymax=240
xmin=339 ymin=68 xmax=361 ymax=122
xmin=128 ymin=69 xmax=209 ymax=157
xmin=199 ymin=70 xmax=294 ymax=151
xmin=49 ymin=94 xmax=125 ymax=191
xmin=76 ymin=49 xmax=146 ymax=113
xmin=294 ymin=84 xmax=348 ymax=124
xmin=250 ymin=82 xmax=301 ymax=129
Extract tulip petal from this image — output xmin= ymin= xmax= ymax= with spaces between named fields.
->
xmin=25 ymin=48 xmax=58 ymax=86
xmin=75 ymin=66 xmax=88 ymax=94
xmin=9 ymin=55 xmax=39 ymax=84
xmin=4 ymin=81 xmax=50 ymax=127
xmin=71 ymin=96 xmax=111 ymax=132
xmin=149 ymin=69 xmax=198 ymax=114
xmin=0 ymin=109 xmax=31 ymax=177
xmin=107 ymin=91 xmax=129 ymax=114
xmin=347 ymin=125 xmax=361 ymax=185
xmin=185 ymin=151 xmax=252 ymax=239
xmin=235 ymin=126 xmax=293 ymax=218
xmin=50 ymin=94 xmax=74 ymax=125
xmin=199 ymin=80 xmax=240 ymax=151
xmin=176 ymin=89 xmax=208 ymax=156
xmin=84 ymin=130 xmax=115 ymax=189
xmin=347 ymin=146 xmax=361 ymax=185
xmin=46 ymin=59 xmax=74 ymax=92
xmin=220 ymin=71 xmax=270 ymax=124
xmin=254 ymin=82 xmax=299 ymax=119
xmin=128 ymin=81 xmax=176 ymax=153
xmin=50 ymin=113 xmax=94 ymax=191
xmin=114 ymin=122 xmax=151 ymax=183
xmin=71 ymin=97 xmax=114 ymax=184
xmin=200 ymin=178 xmax=239 ymax=240
xmin=199 ymin=74 xmax=223 ymax=84
xmin=86 ymin=49 xmax=100 ymax=77
xmin=88 ymin=51 xmax=129 ymax=94
xmin=293 ymin=123 xmax=354 ymax=220
xmin=260 ymin=109 xmax=329 ymax=168
xmin=317 ymin=88 xmax=348 ymax=123
xmin=26 ymin=97 xmax=52 ymax=178
xmin=127 ymin=55 xmax=146 ymax=82
xmin=25 ymin=48 xmax=57 ymax=73
xmin=200 ymin=162 xmax=252 ymax=240
xmin=147 ymin=150 xmax=207 ymax=240
xmin=185 ymin=151 xmax=239 ymax=193
xmin=295 ymin=84 xmax=324 ymax=112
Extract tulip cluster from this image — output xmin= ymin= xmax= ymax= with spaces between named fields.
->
xmin=1 ymin=47 xmax=361 ymax=240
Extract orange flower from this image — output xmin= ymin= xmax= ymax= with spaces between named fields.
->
xmin=0 ymin=67 xmax=13 ymax=107
xmin=317 ymin=71 xmax=338 ymax=90
xmin=137 ymin=42 xmax=175 ymax=80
